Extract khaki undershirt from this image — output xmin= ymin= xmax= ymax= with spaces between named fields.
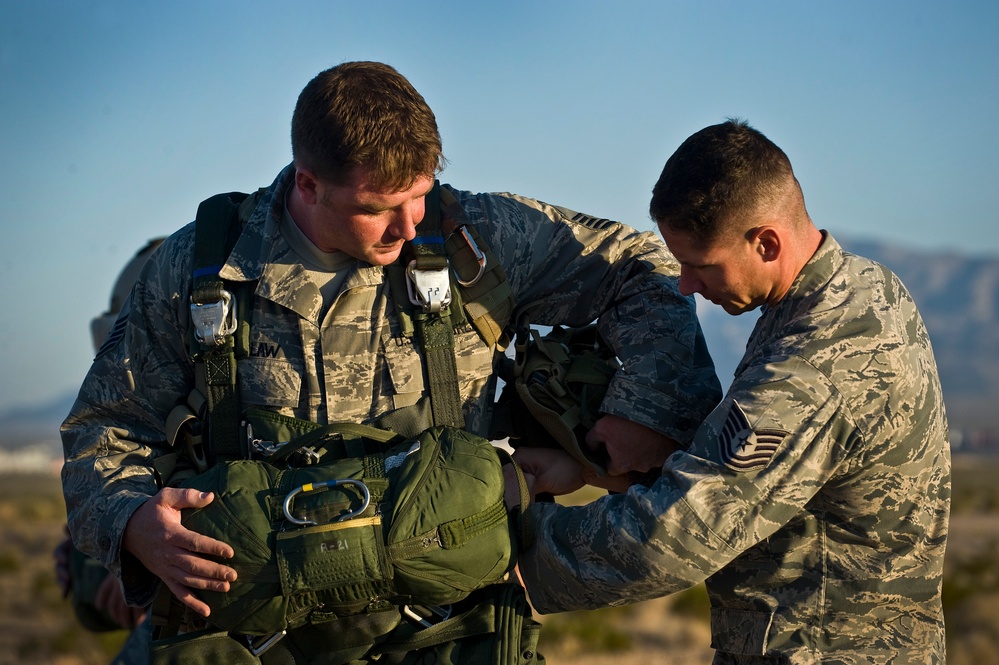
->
xmin=280 ymin=206 xmax=355 ymax=321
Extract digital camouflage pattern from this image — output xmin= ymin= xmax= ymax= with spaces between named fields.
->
xmin=61 ymin=164 xmax=721 ymax=609
xmin=519 ymin=233 xmax=951 ymax=664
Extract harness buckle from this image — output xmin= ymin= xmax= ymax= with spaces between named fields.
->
xmin=283 ymin=479 xmax=371 ymax=526
xmin=406 ymin=261 xmax=452 ymax=314
xmin=190 ymin=290 xmax=237 ymax=347
xmin=246 ymin=630 xmax=286 ymax=657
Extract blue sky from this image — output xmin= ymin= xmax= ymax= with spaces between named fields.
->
xmin=1 ymin=0 xmax=997 ymax=415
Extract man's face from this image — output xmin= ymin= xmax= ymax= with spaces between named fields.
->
xmin=658 ymin=223 xmax=769 ymax=315
xmin=313 ymin=167 xmax=435 ymax=266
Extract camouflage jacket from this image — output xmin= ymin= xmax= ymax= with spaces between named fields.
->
xmin=61 ymin=164 xmax=721 ymax=606
xmin=519 ymin=233 xmax=951 ymax=664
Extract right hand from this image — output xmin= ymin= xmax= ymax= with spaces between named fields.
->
xmin=511 ymin=447 xmax=587 ymax=498
xmin=122 ymin=487 xmax=237 ymax=618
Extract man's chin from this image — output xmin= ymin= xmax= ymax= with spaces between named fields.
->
xmin=368 ymin=246 xmax=404 ymax=266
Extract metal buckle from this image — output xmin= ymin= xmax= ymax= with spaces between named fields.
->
xmin=246 ymin=630 xmax=286 ymax=657
xmin=190 ymin=290 xmax=237 ymax=346
xmin=245 ymin=421 xmax=286 ymax=459
xmin=283 ymin=479 xmax=371 ymax=526
xmin=402 ymin=604 xmax=452 ymax=628
xmin=406 ymin=261 xmax=452 ymax=313
xmin=455 ymin=226 xmax=486 ymax=287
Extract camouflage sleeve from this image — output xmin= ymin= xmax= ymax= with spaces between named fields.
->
xmin=452 ymin=188 xmax=721 ymax=443
xmin=60 ymin=226 xmax=196 ymax=605
xmin=519 ymin=353 xmax=853 ymax=613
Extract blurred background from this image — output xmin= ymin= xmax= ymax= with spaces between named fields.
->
xmin=1 ymin=1 xmax=996 ymax=663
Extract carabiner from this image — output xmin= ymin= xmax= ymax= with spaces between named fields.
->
xmin=282 ymin=478 xmax=371 ymax=526
xmin=454 ymin=226 xmax=486 ymax=287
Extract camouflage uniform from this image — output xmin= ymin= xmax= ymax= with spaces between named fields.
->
xmin=519 ymin=233 xmax=951 ymax=664
xmin=61 ymin=164 xmax=721 ymax=611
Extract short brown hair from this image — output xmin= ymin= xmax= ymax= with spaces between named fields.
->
xmin=291 ymin=61 xmax=445 ymax=191
xmin=650 ymin=119 xmax=796 ymax=245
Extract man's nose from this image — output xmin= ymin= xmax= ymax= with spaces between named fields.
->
xmin=389 ymin=198 xmax=424 ymax=241
xmin=678 ymin=268 xmax=701 ymax=296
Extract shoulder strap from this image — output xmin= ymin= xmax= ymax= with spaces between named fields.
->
xmin=189 ymin=191 xmax=254 ymax=462
xmin=405 ymin=182 xmax=465 ymax=429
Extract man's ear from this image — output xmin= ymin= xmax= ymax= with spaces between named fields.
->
xmin=753 ymin=227 xmax=781 ymax=262
xmin=295 ymin=167 xmax=321 ymax=205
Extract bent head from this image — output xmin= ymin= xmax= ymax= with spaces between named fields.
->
xmin=650 ymin=119 xmax=812 ymax=314
xmin=289 ymin=62 xmax=444 ymax=265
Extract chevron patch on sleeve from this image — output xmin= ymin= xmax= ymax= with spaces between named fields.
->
xmin=718 ymin=400 xmax=787 ymax=472
xmin=95 ymin=301 xmax=130 ymax=360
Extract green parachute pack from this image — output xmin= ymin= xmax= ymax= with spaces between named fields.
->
xmin=176 ymin=423 xmax=527 ymax=636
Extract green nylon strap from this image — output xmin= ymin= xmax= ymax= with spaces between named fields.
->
xmin=408 ymin=181 xmax=465 ymax=429
xmin=192 ymin=193 xmax=250 ymax=461
xmin=265 ymin=421 xmax=404 ymax=466
xmin=416 ymin=311 xmax=465 ymax=428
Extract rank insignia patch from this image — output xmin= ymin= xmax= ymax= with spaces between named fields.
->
xmin=718 ymin=400 xmax=787 ymax=472
xmin=95 ymin=302 xmax=130 ymax=360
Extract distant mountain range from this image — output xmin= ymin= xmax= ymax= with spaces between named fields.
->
xmin=697 ymin=235 xmax=999 ymax=445
xmin=2 ymin=235 xmax=996 ymax=462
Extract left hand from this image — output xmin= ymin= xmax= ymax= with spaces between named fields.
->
xmin=95 ymin=573 xmax=146 ymax=629
xmin=585 ymin=414 xmax=680 ymax=478
xmin=53 ymin=530 xmax=73 ymax=599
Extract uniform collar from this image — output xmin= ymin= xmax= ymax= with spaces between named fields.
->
xmin=750 ymin=230 xmax=844 ymax=346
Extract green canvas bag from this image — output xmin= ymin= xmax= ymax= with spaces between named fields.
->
xmin=176 ymin=423 xmax=523 ymax=637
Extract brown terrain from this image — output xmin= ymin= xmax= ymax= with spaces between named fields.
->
xmin=0 ymin=455 xmax=995 ymax=665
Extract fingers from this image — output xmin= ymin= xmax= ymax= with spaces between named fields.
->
xmin=163 ymin=578 xmax=213 ymax=618
xmin=122 ymin=488 xmax=238 ymax=618
xmin=161 ymin=487 xmax=218 ymax=511
xmin=584 ymin=421 xmax=607 ymax=452
xmin=169 ymin=551 xmax=236 ymax=590
xmin=184 ymin=531 xmax=235 ymax=561
xmin=512 ymin=447 xmax=586 ymax=497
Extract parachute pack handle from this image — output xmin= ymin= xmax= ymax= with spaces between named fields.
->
xmin=282 ymin=478 xmax=371 ymax=526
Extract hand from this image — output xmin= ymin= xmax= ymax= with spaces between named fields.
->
xmin=511 ymin=447 xmax=587 ymax=498
xmin=53 ymin=529 xmax=73 ymax=598
xmin=95 ymin=573 xmax=146 ymax=629
xmin=585 ymin=414 xmax=680 ymax=478
xmin=122 ymin=488 xmax=237 ymax=618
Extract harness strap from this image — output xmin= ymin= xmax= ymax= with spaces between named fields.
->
xmin=408 ymin=182 xmax=464 ymax=429
xmin=191 ymin=192 xmax=251 ymax=462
